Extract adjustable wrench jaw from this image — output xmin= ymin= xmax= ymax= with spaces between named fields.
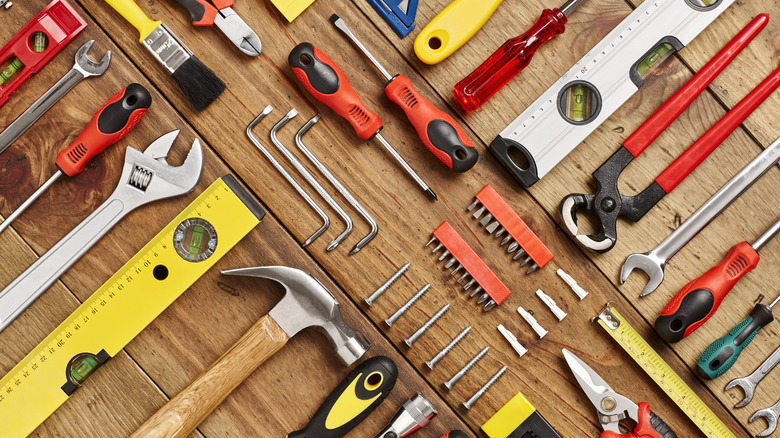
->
xmin=111 ymin=130 xmax=204 ymax=208
xmin=561 ymin=146 xmax=667 ymax=253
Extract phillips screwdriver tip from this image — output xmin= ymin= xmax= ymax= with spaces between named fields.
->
xmin=426 ymin=188 xmax=438 ymax=201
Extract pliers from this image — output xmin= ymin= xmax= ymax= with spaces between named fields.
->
xmin=563 ymin=349 xmax=677 ymax=438
xmin=559 ymin=24 xmax=780 ymax=253
xmin=171 ymin=0 xmax=261 ymax=56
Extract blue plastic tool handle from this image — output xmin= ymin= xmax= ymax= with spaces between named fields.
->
xmin=366 ymin=0 xmax=417 ymax=37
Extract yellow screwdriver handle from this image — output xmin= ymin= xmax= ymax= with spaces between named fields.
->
xmin=414 ymin=0 xmax=505 ymax=65
xmin=104 ymin=0 xmax=162 ymax=42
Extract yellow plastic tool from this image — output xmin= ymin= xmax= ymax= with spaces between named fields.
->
xmin=104 ymin=0 xmax=162 ymax=42
xmin=481 ymin=392 xmax=561 ymax=438
xmin=414 ymin=0 xmax=504 ymax=65
xmin=268 ymin=0 xmax=315 ymax=21
xmin=597 ymin=304 xmax=737 ymax=438
xmin=0 ymin=175 xmax=264 ymax=437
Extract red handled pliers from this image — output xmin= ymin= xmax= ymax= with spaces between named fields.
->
xmin=563 ymin=349 xmax=677 ymax=438
xmin=170 ymin=0 xmax=261 ymax=56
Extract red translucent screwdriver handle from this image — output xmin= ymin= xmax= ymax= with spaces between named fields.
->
xmin=55 ymin=83 xmax=151 ymax=177
xmin=453 ymin=8 xmax=566 ymax=112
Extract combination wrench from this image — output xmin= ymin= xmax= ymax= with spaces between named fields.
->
xmin=620 ymin=136 xmax=780 ymax=297
xmin=0 ymin=130 xmax=203 ymax=332
xmin=726 ymin=346 xmax=780 ymax=408
xmin=0 ymin=40 xmax=111 ymax=154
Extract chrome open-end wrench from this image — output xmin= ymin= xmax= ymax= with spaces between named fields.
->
xmin=751 ymin=400 xmax=780 ymax=437
xmin=726 ymin=346 xmax=780 ymax=408
xmin=295 ymin=114 xmax=378 ymax=254
xmin=620 ymin=136 xmax=780 ymax=297
xmin=0 ymin=130 xmax=203 ymax=333
xmin=0 ymin=40 xmax=111 ymax=155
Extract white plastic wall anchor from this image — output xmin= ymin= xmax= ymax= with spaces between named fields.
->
xmin=536 ymin=289 xmax=567 ymax=321
xmin=557 ymin=268 xmax=588 ymax=300
xmin=497 ymin=324 xmax=527 ymax=357
xmin=517 ymin=306 xmax=547 ymax=339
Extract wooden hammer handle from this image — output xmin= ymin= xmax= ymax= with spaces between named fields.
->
xmin=131 ymin=315 xmax=290 ymax=438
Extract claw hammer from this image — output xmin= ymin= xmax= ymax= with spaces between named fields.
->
xmin=130 ymin=266 xmax=370 ymax=438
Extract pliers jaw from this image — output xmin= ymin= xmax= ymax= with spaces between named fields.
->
xmin=561 ymin=146 xmax=666 ymax=253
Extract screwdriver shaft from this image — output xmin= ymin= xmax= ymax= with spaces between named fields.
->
xmin=752 ymin=217 xmax=780 ymax=251
xmin=0 ymin=171 xmax=62 ymax=236
xmin=375 ymin=134 xmax=438 ymax=200
xmin=331 ymin=16 xmax=393 ymax=81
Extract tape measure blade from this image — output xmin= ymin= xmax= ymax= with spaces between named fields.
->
xmin=597 ymin=305 xmax=737 ymax=438
xmin=0 ymin=176 xmax=264 ymax=437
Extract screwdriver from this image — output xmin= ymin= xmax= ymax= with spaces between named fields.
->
xmin=0 ymin=83 xmax=151 ymax=236
xmin=330 ymin=14 xmax=479 ymax=173
xmin=453 ymin=0 xmax=587 ymax=111
xmin=655 ymin=217 xmax=780 ymax=343
xmin=288 ymin=42 xmax=438 ymax=201
xmin=696 ymin=293 xmax=780 ymax=380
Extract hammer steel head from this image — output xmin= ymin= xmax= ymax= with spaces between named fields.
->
xmin=73 ymin=40 xmax=111 ymax=77
xmin=222 ymin=266 xmax=370 ymax=366
xmin=620 ymin=252 xmax=666 ymax=297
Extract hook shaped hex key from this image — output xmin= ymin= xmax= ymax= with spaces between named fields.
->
xmin=270 ymin=109 xmax=353 ymax=251
xmin=246 ymin=106 xmax=329 ymax=246
xmin=296 ymin=114 xmax=379 ymax=253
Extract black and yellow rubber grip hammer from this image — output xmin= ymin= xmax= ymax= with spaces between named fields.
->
xmin=287 ymin=356 xmax=398 ymax=437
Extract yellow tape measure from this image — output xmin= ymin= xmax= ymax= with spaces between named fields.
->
xmin=0 ymin=175 xmax=264 ymax=437
xmin=596 ymin=304 xmax=736 ymax=438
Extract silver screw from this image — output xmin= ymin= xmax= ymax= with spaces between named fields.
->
xmin=425 ymin=326 xmax=471 ymax=369
xmin=404 ymin=304 xmax=449 ymax=347
xmin=444 ymin=346 xmax=489 ymax=390
xmin=463 ymin=365 xmax=508 ymax=410
xmin=364 ymin=263 xmax=410 ymax=306
xmin=385 ymin=284 xmax=431 ymax=327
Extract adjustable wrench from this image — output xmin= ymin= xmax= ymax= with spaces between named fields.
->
xmin=0 ymin=40 xmax=111 ymax=154
xmin=0 ymin=130 xmax=203 ymax=333
xmin=726 ymin=346 xmax=780 ymax=408
xmin=620 ymin=135 xmax=780 ymax=297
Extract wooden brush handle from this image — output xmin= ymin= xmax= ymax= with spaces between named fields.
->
xmin=130 ymin=315 xmax=290 ymax=438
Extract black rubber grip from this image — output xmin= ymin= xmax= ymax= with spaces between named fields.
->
xmin=288 ymin=43 xmax=340 ymax=95
xmin=287 ymin=356 xmax=397 ymax=438
xmin=649 ymin=411 xmax=677 ymax=438
xmin=445 ymin=431 xmax=469 ymax=438
xmin=488 ymin=135 xmax=539 ymax=187
xmin=96 ymin=83 xmax=152 ymax=134
xmin=172 ymin=0 xmax=209 ymax=23
xmin=655 ymin=288 xmax=715 ymax=343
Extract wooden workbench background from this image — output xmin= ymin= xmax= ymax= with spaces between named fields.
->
xmin=1 ymin=0 xmax=778 ymax=436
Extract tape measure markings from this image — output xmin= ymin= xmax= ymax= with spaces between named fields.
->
xmin=0 ymin=175 xmax=264 ymax=437
xmin=597 ymin=304 xmax=737 ymax=438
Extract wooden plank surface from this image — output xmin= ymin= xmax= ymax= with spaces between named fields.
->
xmin=0 ymin=0 xmax=778 ymax=436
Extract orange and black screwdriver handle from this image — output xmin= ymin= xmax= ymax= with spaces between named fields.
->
xmin=287 ymin=356 xmax=397 ymax=438
xmin=289 ymin=43 xmax=383 ymax=141
xmin=55 ymin=83 xmax=152 ymax=177
xmin=601 ymin=402 xmax=676 ymax=438
xmin=385 ymin=75 xmax=478 ymax=172
xmin=655 ymin=241 xmax=759 ymax=343
xmin=170 ymin=0 xmax=232 ymax=26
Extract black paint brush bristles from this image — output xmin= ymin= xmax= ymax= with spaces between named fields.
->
xmin=172 ymin=56 xmax=226 ymax=111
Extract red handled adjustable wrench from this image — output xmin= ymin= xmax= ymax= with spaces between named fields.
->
xmin=560 ymin=15 xmax=776 ymax=253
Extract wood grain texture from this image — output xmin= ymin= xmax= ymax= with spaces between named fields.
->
xmin=0 ymin=0 xmax=779 ymax=436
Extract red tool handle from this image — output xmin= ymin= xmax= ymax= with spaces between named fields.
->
xmin=656 ymin=63 xmax=780 ymax=193
xmin=655 ymin=241 xmax=759 ymax=343
xmin=601 ymin=402 xmax=676 ymax=438
xmin=289 ymin=43 xmax=383 ymax=141
xmin=55 ymin=83 xmax=152 ymax=177
xmin=171 ymin=0 xmax=218 ymax=26
xmin=452 ymin=8 xmax=566 ymax=112
xmin=623 ymin=14 xmax=768 ymax=157
xmin=386 ymin=75 xmax=478 ymax=172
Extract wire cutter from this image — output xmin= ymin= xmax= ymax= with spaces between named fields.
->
xmin=559 ymin=21 xmax=780 ymax=253
xmin=170 ymin=0 xmax=261 ymax=56
xmin=563 ymin=349 xmax=677 ymax=438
